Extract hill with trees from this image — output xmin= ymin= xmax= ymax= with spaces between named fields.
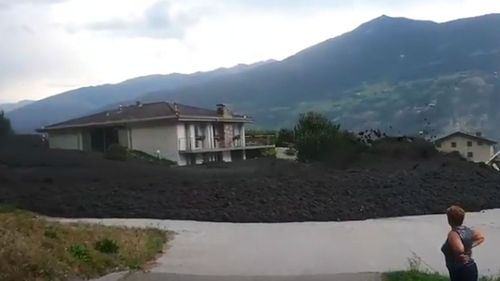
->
xmin=7 ymin=14 xmax=500 ymax=139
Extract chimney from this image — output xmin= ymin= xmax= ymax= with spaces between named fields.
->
xmin=476 ymin=132 xmax=482 ymax=137
xmin=216 ymin=104 xmax=232 ymax=118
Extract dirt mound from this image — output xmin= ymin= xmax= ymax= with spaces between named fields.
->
xmin=1 ymin=138 xmax=499 ymax=222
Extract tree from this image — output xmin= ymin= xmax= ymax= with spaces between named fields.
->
xmin=294 ymin=112 xmax=340 ymax=162
xmin=276 ymin=128 xmax=295 ymax=147
xmin=294 ymin=112 xmax=364 ymax=165
xmin=0 ymin=111 xmax=13 ymax=138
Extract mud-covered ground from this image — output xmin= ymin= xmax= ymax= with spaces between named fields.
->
xmin=1 ymin=135 xmax=499 ymax=222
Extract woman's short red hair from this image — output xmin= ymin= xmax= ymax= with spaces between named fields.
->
xmin=447 ymin=205 xmax=465 ymax=227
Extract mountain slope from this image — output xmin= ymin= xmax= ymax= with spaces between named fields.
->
xmin=141 ymin=14 xmax=500 ymax=136
xmin=7 ymin=61 xmax=274 ymax=132
xmin=8 ymin=14 xmax=500 ymax=138
xmin=0 ymin=100 xmax=34 ymax=113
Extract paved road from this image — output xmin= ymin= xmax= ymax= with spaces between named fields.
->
xmin=69 ymin=209 xmax=500 ymax=280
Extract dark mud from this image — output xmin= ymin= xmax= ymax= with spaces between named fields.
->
xmin=1 ymin=136 xmax=499 ymax=222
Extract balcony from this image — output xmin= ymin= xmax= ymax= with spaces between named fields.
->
xmin=178 ymin=137 xmax=274 ymax=153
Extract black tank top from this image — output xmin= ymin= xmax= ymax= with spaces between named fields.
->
xmin=441 ymin=226 xmax=474 ymax=270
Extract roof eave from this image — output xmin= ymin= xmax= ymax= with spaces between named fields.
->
xmin=178 ymin=115 xmax=253 ymax=123
xmin=434 ymin=132 xmax=497 ymax=145
xmin=39 ymin=114 xmax=253 ymax=131
xmin=39 ymin=115 xmax=179 ymax=131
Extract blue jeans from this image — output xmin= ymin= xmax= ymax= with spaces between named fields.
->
xmin=449 ymin=262 xmax=478 ymax=281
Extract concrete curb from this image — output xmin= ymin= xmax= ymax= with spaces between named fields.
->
xmin=89 ymin=272 xmax=130 ymax=281
xmin=121 ymin=272 xmax=383 ymax=281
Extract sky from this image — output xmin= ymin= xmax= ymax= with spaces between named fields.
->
xmin=1 ymin=0 xmax=500 ymax=103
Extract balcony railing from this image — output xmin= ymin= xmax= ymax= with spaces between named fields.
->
xmin=178 ymin=135 xmax=275 ymax=153
xmin=178 ymin=137 xmax=244 ymax=152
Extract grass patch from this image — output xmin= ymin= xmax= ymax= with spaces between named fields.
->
xmin=0 ymin=208 xmax=171 ymax=281
xmin=384 ymin=271 xmax=500 ymax=281
xmin=384 ymin=253 xmax=500 ymax=281
xmin=384 ymin=271 xmax=448 ymax=281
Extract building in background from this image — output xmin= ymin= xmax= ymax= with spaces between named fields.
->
xmin=434 ymin=131 xmax=497 ymax=163
xmin=38 ymin=102 xmax=274 ymax=165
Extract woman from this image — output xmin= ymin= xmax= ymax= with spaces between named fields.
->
xmin=441 ymin=206 xmax=485 ymax=281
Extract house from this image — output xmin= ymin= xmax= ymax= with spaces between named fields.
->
xmin=434 ymin=131 xmax=497 ymax=163
xmin=38 ymin=102 xmax=274 ymax=165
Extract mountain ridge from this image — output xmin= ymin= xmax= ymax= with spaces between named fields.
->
xmin=7 ymin=60 xmax=274 ymax=132
xmin=0 ymin=100 xmax=34 ymax=113
xmin=7 ymin=14 xmax=500 ymax=139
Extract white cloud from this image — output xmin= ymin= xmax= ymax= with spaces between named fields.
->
xmin=0 ymin=1 xmax=82 ymax=102
xmin=78 ymin=1 xmax=200 ymax=39
xmin=1 ymin=0 xmax=500 ymax=102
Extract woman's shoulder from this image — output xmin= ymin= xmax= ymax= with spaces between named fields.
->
xmin=447 ymin=230 xmax=460 ymax=239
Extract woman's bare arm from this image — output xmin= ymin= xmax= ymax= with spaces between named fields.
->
xmin=472 ymin=228 xmax=485 ymax=248
xmin=448 ymin=231 xmax=465 ymax=256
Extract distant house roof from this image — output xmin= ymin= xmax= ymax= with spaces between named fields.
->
xmin=435 ymin=131 xmax=497 ymax=145
xmin=39 ymin=102 xmax=251 ymax=131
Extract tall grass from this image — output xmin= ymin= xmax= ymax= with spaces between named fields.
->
xmin=0 ymin=208 xmax=171 ymax=281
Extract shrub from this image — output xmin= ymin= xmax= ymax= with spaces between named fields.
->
xmin=104 ymin=144 xmax=128 ymax=161
xmin=94 ymin=238 xmax=119 ymax=254
xmin=294 ymin=112 xmax=365 ymax=165
xmin=68 ymin=244 xmax=91 ymax=262
xmin=276 ymin=128 xmax=295 ymax=147
xmin=369 ymin=137 xmax=438 ymax=160
xmin=262 ymin=148 xmax=277 ymax=158
xmin=0 ymin=111 xmax=13 ymax=139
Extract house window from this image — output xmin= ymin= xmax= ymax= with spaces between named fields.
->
xmin=451 ymin=142 xmax=457 ymax=148
xmin=467 ymin=141 xmax=472 ymax=147
xmin=478 ymin=141 xmax=483 ymax=146
xmin=467 ymin=152 xmax=474 ymax=158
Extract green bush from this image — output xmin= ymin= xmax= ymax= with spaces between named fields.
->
xmin=294 ymin=112 xmax=365 ymax=165
xmin=0 ymin=111 xmax=13 ymax=139
xmin=276 ymin=128 xmax=295 ymax=147
xmin=104 ymin=144 xmax=128 ymax=161
xmin=262 ymin=148 xmax=277 ymax=158
xmin=94 ymin=238 xmax=119 ymax=254
xmin=369 ymin=137 xmax=438 ymax=160
xmin=69 ymin=244 xmax=91 ymax=262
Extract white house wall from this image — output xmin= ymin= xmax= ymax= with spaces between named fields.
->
xmin=118 ymin=129 xmax=129 ymax=148
xmin=129 ymin=121 xmax=180 ymax=163
xmin=437 ymin=135 xmax=495 ymax=163
xmin=47 ymin=120 xmax=250 ymax=166
xmin=48 ymin=130 xmax=82 ymax=150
